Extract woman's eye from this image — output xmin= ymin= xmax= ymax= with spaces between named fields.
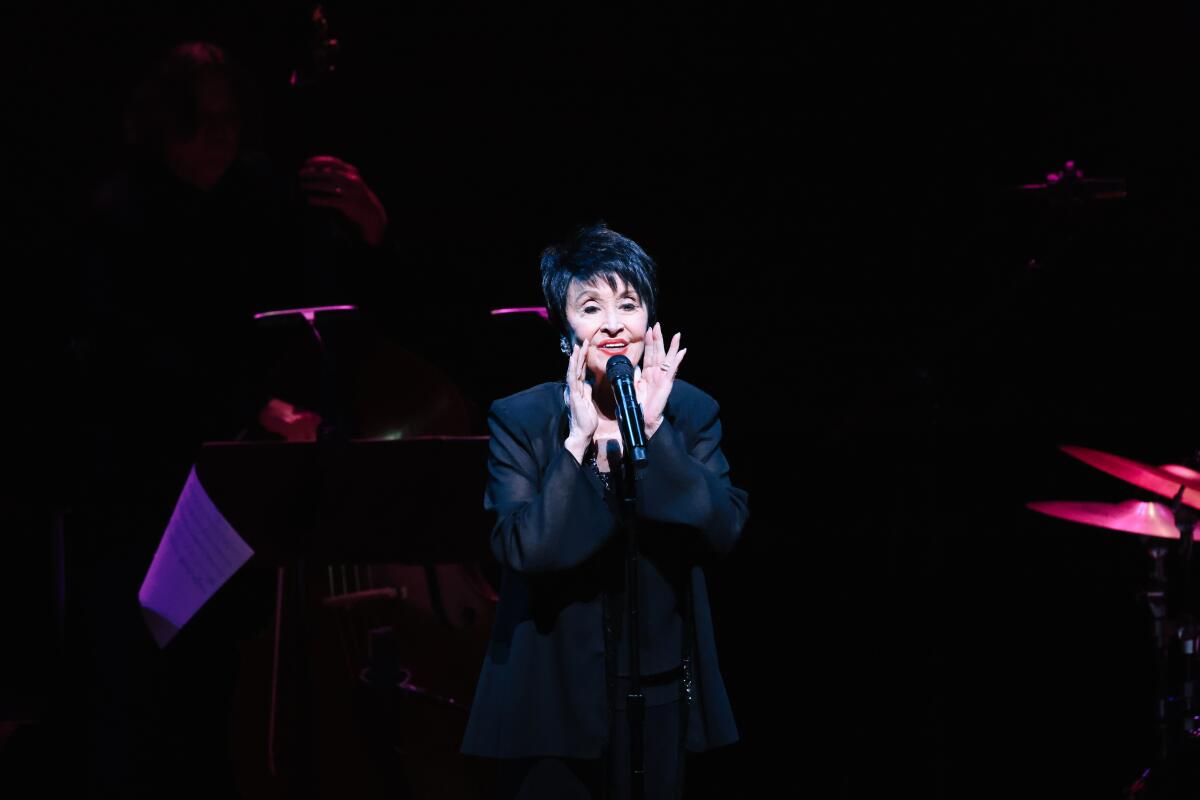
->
xmin=621 ymin=303 xmax=637 ymax=311
xmin=582 ymin=306 xmax=599 ymax=314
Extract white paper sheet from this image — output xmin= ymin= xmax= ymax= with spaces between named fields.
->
xmin=138 ymin=466 xmax=254 ymax=647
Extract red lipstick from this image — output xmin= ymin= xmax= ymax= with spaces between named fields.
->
xmin=596 ymin=338 xmax=630 ymax=357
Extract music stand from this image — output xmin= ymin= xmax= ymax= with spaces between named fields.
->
xmin=186 ymin=436 xmax=489 ymax=797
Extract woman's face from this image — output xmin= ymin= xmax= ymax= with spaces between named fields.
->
xmin=564 ymin=275 xmax=649 ymax=382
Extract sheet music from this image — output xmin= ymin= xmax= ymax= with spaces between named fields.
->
xmin=138 ymin=466 xmax=254 ymax=647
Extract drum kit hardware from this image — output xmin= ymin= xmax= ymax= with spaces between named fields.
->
xmin=1028 ymin=445 xmax=1200 ymax=797
xmin=1016 ymin=159 xmax=1128 ymax=201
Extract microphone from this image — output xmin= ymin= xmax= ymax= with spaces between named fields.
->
xmin=605 ymin=355 xmax=648 ymax=469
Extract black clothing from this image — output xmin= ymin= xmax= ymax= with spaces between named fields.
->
xmin=461 ymin=379 xmax=747 ymax=762
xmin=495 ymin=701 xmax=686 ymax=800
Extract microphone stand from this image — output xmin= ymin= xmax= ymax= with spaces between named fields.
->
xmin=605 ymin=355 xmax=650 ymax=799
xmin=252 ymin=304 xmax=354 ymax=796
xmin=611 ymin=436 xmax=647 ymax=800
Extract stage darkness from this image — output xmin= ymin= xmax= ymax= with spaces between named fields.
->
xmin=5 ymin=3 xmax=1198 ymax=798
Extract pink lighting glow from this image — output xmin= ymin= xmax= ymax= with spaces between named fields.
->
xmin=1162 ymin=464 xmax=1200 ymax=483
xmin=254 ymin=305 xmax=357 ymax=323
xmin=490 ymin=306 xmax=549 ymax=320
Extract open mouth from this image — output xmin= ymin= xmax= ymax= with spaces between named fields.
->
xmin=598 ymin=340 xmax=630 ymax=353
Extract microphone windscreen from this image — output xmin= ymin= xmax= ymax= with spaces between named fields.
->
xmin=605 ymin=354 xmax=635 ymax=381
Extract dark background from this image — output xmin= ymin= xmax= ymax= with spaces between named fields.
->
xmin=4 ymin=1 xmax=1199 ymax=797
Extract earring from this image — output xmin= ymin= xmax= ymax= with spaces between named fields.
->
xmin=559 ymin=335 xmax=571 ymax=355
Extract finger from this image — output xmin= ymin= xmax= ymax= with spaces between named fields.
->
xmin=299 ymin=182 xmax=349 ymax=197
xmin=571 ymin=342 xmax=582 ymax=389
xmin=299 ymin=176 xmax=356 ymax=194
xmin=642 ymin=325 xmax=657 ymax=370
xmin=655 ymin=322 xmax=668 ymax=360
xmin=300 ymin=169 xmax=360 ymax=185
xmin=300 ymin=174 xmax=349 ymax=188
xmin=567 ymin=343 xmax=580 ymax=388
xmin=672 ymin=348 xmax=687 ymax=374
xmin=578 ymin=344 xmax=589 ymax=391
xmin=304 ymin=155 xmax=349 ymax=165
xmin=300 ymin=164 xmax=347 ymax=175
xmin=303 ymin=155 xmax=359 ymax=174
xmin=299 ymin=175 xmax=358 ymax=193
xmin=301 ymin=184 xmax=346 ymax=199
xmin=666 ymin=332 xmax=682 ymax=361
xmin=299 ymin=168 xmax=356 ymax=183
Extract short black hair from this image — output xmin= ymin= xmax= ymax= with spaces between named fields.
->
xmin=540 ymin=223 xmax=659 ymax=339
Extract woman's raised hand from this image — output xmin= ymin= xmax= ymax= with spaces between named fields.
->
xmin=636 ymin=322 xmax=686 ymax=438
xmin=564 ymin=342 xmax=599 ymax=463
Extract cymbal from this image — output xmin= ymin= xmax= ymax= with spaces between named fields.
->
xmin=1163 ymin=464 xmax=1200 ymax=483
xmin=1015 ymin=177 xmax=1127 ymax=199
xmin=1061 ymin=446 xmax=1200 ymax=511
xmin=1015 ymin=160 xmax=1127 ymax=200
xmin=1027 ymin=500 xmax=1179 ymax=540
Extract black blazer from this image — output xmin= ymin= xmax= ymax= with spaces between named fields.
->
xmin=461 ymin=379 xmax=749 ymax=758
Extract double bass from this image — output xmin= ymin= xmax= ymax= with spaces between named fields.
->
xmin=225 ymin=8 xmax=499 ymax=797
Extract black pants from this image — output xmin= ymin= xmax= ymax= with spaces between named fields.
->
xmin=496 ymin=701 xmax=686 ymax=800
